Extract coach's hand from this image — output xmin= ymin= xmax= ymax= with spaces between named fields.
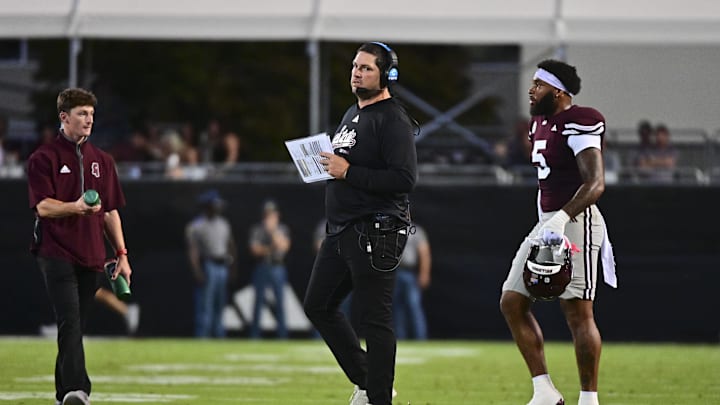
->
xmin=319 ymin=152 xmax=350 ymax=179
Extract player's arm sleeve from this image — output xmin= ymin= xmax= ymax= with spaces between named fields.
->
xmin=345 ymin=118 xmax=417 ymax=193
xmin=567 ymin=134 xmax=601 ymax=156
xmin=27 ymin=151 xmax=56 ymax=209
xmin=563 ymin=108 xmax=605 ymax=156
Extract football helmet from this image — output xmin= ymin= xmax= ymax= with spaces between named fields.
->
xmin=523 ymin=243 xmax=572 ymax=301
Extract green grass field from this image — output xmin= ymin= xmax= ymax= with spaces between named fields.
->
xmin=0 ymin=338 xmax=717 ymax=404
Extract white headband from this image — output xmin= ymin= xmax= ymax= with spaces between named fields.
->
xmin=533 ymin=68 xmax=574 ymax=97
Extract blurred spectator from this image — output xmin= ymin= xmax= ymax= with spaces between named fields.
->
xmin=631 ymin=119 xmax=655 ymax=169
xmin=632 ymin=121 xmax=677 ymax=182
xmin=643 ymin=124 xmax=677 ymax=183
xmin=249 ymin=200 xmax=291 ymax=339
xmin=111 ymin=130 xmax=158 ymax=163
xmin=179 ymin=121 xmax=199 ymax=165
xmin=393 ymin=223 xmax=432 ymax=340
xmin=198 ymin=119 xmax=244 ymax=165
xmin=143 ymin=122 xmax=166 ymax=161
xmin=0 ymin=115 xmax=22 ymax=176
xmin=186 ymin=189 xmax=237 ymax=338
xmin=198 ymin=118 xmax=222 ymax=163
xmin=159 ymin=129 xmax=186 ymax=179
xmin=220 ymin=131 xmax=243 ymax=165
xmin=35 ymin=123 xmax=57 ymax=149
xmin=498 ymin=118 xmax=532 ymax=168
xmin=602 ymin=137 xmax=622 ymax=185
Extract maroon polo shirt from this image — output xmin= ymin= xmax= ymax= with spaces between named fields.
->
xmin=27 ymin=132 xmax=126 ymax=270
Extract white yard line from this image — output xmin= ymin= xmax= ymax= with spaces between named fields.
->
xmin=0 ymin=392 xmax=195 ymax=403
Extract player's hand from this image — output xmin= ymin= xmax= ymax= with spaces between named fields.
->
xmin=319 ymin=152 xmax=350 ymax=179
xmin=540 ymin=229 xmax=564 ymax=246
xmin=526 ymin=233 xmax=563 ymax=246
xmin=537 ymin=210 xmax=571 ymax=246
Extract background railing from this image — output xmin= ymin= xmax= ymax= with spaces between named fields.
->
xmin=3 ymin=161 xmax=720 ymax=186
xmin=2 ymin=126 xmax=719 ymax=185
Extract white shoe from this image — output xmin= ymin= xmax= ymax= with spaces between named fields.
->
xmin=349 ymin=385 xmax=369 ymax=405
xmin=349 ymin=385 xmax=397 ymax=405
xmin=62 ymin=390 xmax=90 ymax=405
xmin=527 ymin=390 xmax=564 ymax=405
xmin=125 ymin=303 xmax=140 ymax=335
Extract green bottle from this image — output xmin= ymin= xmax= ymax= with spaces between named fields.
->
xmin=83 ymin=189 xmax=101 ymax=206
xmin=104 ymin=259 xmax=132 ymax=300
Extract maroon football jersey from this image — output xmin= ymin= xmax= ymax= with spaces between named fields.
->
xmin=529 ymin=105 xmax=605 ymax=212
xmin=27 ymin=133 xmax=126 ymax=270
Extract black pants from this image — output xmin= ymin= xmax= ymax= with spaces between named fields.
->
xmin=38 ymin=256 xmax=100 ymax=402
xmin=303 ymin=225 xmax=397 ymax=405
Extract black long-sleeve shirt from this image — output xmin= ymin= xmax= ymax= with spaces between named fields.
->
xmin=325 ymin=98 xmax=417 ymax=235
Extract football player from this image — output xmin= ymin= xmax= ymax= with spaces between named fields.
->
xmin=499 ymin=59 xmax=616 ymax=405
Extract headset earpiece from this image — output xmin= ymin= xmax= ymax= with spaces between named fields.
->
xmin=370 ymin=41 xmax=399 ymax=88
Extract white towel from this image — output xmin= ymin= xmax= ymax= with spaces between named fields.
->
xmin=600 ymin=226 xmax=617 ymax=288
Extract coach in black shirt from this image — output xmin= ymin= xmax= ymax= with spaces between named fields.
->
xmin=304 ymin=42 xmax=417 ymax=405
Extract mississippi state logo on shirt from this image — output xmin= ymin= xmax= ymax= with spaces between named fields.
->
xmin=332 ymin=125 xmax=357 ymax=149
xmin=91 ymin=162 xmax=100 ymax=178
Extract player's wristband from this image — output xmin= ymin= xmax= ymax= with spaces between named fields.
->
xmin=116 ymin=248 xmax=128 ymax=257
xmin=543 ymin=210 xmax=571 ymax=232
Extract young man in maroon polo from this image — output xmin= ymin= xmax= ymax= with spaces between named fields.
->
xmin=27 ymin=88 xmax=133 ymax=405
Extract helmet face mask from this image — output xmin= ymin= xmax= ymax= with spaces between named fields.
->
xmin=523 ymin=244 xmax=573 ymax=301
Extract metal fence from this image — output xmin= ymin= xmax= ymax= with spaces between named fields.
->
xmin=4 ymin=161 xmax=719 ymax=186
xmin=2 ymin=127 xmax=719 ymax=185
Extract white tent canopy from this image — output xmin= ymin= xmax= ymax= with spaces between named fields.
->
xmin=2 ymin=0 xmax=720 ymax=135
xmin=1 ymin=0 xmax=720 ymax=45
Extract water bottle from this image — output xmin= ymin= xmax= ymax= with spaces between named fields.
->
xmin=104 ymin=259 xmax=131 ymax=300
xmin=83 ymin=189 xmax=101 ymax=206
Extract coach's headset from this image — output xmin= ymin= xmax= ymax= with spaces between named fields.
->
xmin=368 ymin=42 xmax=419 ymax=136
xmin=370 ymin=41 xmax=399 ymax=88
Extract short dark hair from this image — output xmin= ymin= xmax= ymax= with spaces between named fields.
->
xmin=357 ymin=43 xmax=392 ymax=77
xmin=57 ymin=88 xmax=97 ymax=114
xmin=537 ymin=59 xmax=581 ymax=96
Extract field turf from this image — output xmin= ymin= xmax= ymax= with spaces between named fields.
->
xmin=0 ymin=338 xmax=717 ymax=404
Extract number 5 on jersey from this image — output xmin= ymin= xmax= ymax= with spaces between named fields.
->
xmin=532 ymin=140 xmax=550 ymax=180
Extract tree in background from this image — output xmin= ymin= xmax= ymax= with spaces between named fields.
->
xmin=29 ymin=40 xmax=510 ymax=161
